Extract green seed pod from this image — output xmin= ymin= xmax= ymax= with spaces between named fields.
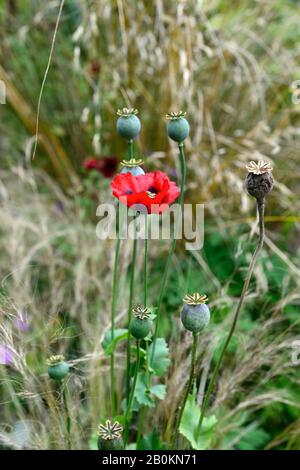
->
xmin=181 ymin=293 xmax=210 ymax=334
xmin=97 ymin=420 xmax=124 ymax=451
xmin=166 ymin=111 xmax=190 ymax=143
xmin=120 ymin=158 xmax=145 ymax=176
xmin=47 ymin=355 xmax=69 ymax=381
xmin=116 ymin=108 xmax=141 ymax=141
xmin=129 ymin=306 xmax=152 ymax=339
xmin=245 ymin=161 xmax=274 ymax=202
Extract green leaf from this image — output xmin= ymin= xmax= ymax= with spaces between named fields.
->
xmin=237 ymin=427 xmax=270 ymax=450
xmin=126 ymin=443 xmax=137 ymax=450
xmin=133 ymin=372 xmax=167 ymax=408
xmin=148 ymin=338 xmax=170 ymax=376
xmin=179 ymin=390 xmax=217 ymax=450
xmin=88 ymin=432 xmax=98 ymax=450
xmin=102 ymin=328 xmax=128 ymax=355
xmin=151 ymin=384 xmax=166 ymax=400
xmin=114 ymin=414 xmax=126 ymax=427
xmin=134 ymin=373 xmax=155 ymax=408
xmin=138 ymin=430 xmax=167 ymax=450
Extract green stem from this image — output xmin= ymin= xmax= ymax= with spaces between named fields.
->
xmin=136 ymin=406 xmax=146 ymax=448
xmin=126 ymin=237 xmax=138 ymax=403
xmin=172 ymin=332 xmax=198 ymax=449
xmin=128 ymin=139 xmax=134 ymax=159
xmin=110 ymin=204 xmax=121 ymax=418
xmin=62 ymin=381 xmax=71 ymax=449
xmin=196 ymin=198 xmax=265 ymax=436
xmin=151 ymin=142 xmax=187 ymax=365
xmin=143 ymin=217 xmax=148 ymax=308
xmin=143 ymin=216 xmax=151 ymax=392
xmin=124 ymin=341 xmax=141 ymax=446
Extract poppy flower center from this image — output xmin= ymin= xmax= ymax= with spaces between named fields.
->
xmin=148 ymin=186 xmax=158 ymax=194
xmin=146 ymin=186 xmax=158 ymax=199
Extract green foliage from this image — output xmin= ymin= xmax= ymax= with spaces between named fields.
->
xmin=89 ymin=432 xmax=98 ymax=451
xmin=138 ymin=430 xmax=167 ymax=450
xmin=237 ymin=427 xmax=271 ymax=450
xmin=102 ymin=329 xmax=128 ymax=355
xmin=133 ymin=372 xmax=166 ymax=409
xmin=179 ymin=390 xmax=217 ymax=450
xmin=148 ymin=338 xmax=170 ymax=376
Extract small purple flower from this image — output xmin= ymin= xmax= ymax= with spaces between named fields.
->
xmin=14 ymin=310 xmax=30 ymax=332
xmin=0 ymin=345 xmax=14 ymax=365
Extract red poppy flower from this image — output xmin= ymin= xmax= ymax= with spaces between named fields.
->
xmin=84 ymin=156 xmax=118 ymax=178
xmin=111 ymin=171 xmax=180 ymax=214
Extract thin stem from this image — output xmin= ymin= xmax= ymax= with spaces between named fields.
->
xmin=110 ymin=204 xmax=121 ymax=418
xmin=136 ymin=406 xmax=146 ymax=448
xmin=62 ymin=381 xmax=71 ymax=450
xmin=143 ymin=217 xmax=148 ymax=308
xmin=150 ymin=143 xmax=186 ymax=365
xmin=143 ymin=216 xmax=151 ymax=391
xmin=128 ymin=139 xmax=134 ymax=159
xmin=124 ymin=341 xmax=141 ymax=446
xmin=126 ymin=237 xmax=138 ymax=403
xmin=196 ymin=198 xmax=265 ymax=436
xmin=172 ymin=333 xmax=198 ymax=449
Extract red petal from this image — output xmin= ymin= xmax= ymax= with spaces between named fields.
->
xmin=163 ymin=182 xmax=180 ymax=204
xmin=111 ymin=170 xmax=180 ymax=214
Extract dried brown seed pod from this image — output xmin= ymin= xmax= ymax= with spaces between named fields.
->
xmin=245 ymin=160 xmax=274 ymax=201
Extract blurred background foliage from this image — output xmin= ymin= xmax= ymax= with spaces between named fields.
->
xmin=0 ymin=0 xmax=300 ymax=450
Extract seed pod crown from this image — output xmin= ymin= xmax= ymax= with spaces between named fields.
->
xmin=165 ymin=110 xmax=187 ymax=120
xmin=117 ymin=108 xmax=138 ymax=117
xmin=132 ymin=306 xmax=151 ymax=320
xmin=183 ymin=293 xmax=208 ymax=305
xmin=97 ymin=420 xmax=123 ymax=441
xmin=120 ymin=158 xmax=144 ymax=168
xmin=46 ymin=354 xmax=65 ymax=365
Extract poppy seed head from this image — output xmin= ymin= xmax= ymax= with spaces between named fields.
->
xmin=120 ymin=158 xmax=145 ymax=176
xmin=181 ymin=293 xmax=210 ymax=333
xmin=130 ymin=307 xmax=152 ymax=339
xmin=97 ymin=420 xmax=124 ymax=450
xmin=166 ymin=111 xmax=190 ymax=143
xmin=47 ymin=355 xmax=69 ymax=381
xmin=245 ymin=160 xmax=274 ymax=201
